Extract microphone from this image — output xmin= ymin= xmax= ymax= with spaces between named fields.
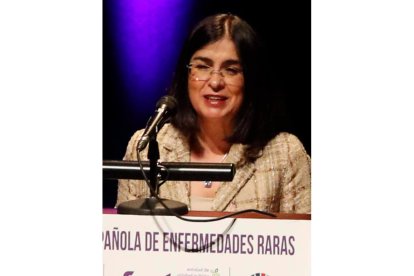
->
xmin=137 ymin=96 xmax=178 ymax=151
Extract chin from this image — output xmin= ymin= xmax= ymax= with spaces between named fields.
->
xmin=201 ymin=111 xmax=232 ymax=121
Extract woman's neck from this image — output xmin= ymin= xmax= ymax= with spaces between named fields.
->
xmin=192 ymin=119 xmax=232 ymax=159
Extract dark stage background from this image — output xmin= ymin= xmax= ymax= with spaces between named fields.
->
xmin=103 ymin=0 xmax=310 ymax=208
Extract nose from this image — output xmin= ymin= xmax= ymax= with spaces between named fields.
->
xmin=208 ymin=71 xmax=225 ymax=91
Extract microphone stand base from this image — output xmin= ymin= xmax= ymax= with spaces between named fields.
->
xmin=117 ymin=197 xmax=188 ymax=216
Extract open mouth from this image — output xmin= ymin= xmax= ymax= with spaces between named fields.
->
xmin=204 ymin=95 xmax=228 ymax=104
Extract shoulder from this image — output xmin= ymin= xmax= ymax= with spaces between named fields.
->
xmin=260 ymin=132 xmax=309 ymax=164
xmin=128 ymin=123 xmax=181 ymax=141
xmin=267 ymin=132 xmax=306 ymax=151
xmin=126 ymin=123 xmax=185 ymax=152
xmin=158 ymin=123 xmax=184 ymax=139
xmin=156 ymin=123 xmax=187 ymax=149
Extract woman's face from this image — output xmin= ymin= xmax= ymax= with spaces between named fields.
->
xmin=187 ymin=37 xmax=244 ymax=125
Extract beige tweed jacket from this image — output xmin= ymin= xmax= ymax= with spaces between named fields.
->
xmin=116 ymin=124 xmax=311 ymax=214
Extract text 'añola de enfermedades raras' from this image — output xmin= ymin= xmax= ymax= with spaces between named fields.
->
xmin=102 ymin=227 xmax=296 ymax=255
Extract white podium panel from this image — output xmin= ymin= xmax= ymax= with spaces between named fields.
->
xmin=103 ymin=213 xmax=310 ymax=276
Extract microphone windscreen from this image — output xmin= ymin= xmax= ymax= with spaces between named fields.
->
xmin=156 ymin=96 xmax=178 ymax=115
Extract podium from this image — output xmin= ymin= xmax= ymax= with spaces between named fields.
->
xmin=103 ymin=209 xmax=310 ymax=275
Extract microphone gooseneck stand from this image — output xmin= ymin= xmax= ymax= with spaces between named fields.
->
xmin=116 ymin=131 xmax=189 ymax=216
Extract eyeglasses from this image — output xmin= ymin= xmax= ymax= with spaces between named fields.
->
xmin=187 ymin=63 xmax=243 ymax=85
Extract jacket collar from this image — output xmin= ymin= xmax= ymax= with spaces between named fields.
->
xmin=161 ymin=125 xmax=256 ymax=211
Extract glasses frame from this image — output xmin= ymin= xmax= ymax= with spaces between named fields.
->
xmin=187 ymin=63 xmax=243 ymax=85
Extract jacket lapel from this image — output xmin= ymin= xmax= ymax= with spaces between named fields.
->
xmin=212 ymin=143 xmax=256 ymax=211
xmin=161 ymin=126 xmax=190 ymax=205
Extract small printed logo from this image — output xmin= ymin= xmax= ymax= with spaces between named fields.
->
xmin=123 ymin=271 xmax=134 ymax=276
xmin=211 ymin=268 xmax=220 ymax=276
xmin=250 ymin=273 xmax=270 ymax=276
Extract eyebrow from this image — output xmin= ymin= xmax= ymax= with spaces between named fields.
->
xmin=191 ymin=56 xmax=241 ymax=67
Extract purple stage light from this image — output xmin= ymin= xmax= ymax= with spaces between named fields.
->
xmin=108 ymin=0 xmax=194 ymax=115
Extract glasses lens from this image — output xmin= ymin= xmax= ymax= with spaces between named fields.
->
xmin=189 ymin=64 xmax=209 ymax=80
